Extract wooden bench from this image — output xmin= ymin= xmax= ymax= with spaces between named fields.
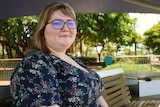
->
xmin=97 ymin=68 xmax=160 ymax=107
xmin=0 ymin=80 xmax=11 ymax=102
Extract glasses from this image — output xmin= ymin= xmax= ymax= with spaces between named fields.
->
xmin=48 ymin=20 xmax=78 ymax=29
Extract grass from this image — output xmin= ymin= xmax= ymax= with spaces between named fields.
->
xmin=102 ymin=62 xmax=160 ymax=72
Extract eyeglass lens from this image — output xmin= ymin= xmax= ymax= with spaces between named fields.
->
xmin=52 ymin=20 xmax=77 ymax=29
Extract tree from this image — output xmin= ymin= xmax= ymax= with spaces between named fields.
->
xmin=0 ymin=13 xmax=137 ymax=59
xmin=0 ymin=16 xmax=38 ymax=58
xmin=144 ymin=22 xmax=160 ymax=54
xmin=107 ymin=13 xmax=137 ymax=55
xmin=76 ymin=13 xmax=137 ymax=61
xmin=76 ymin=13 xmax=99 ymax=57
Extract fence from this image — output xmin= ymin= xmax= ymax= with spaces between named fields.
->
xmin=114 ymin=55 xmax=160 ymax=72
xmin=0 ymin=58 xmax=22 ymax=80
xmin=1 ymin=55 xmax=160 ymax=80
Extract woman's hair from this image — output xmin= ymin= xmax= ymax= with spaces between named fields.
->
xmin=25 ymin=2 xmax=76 ymax=55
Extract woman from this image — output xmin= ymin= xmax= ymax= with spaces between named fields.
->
xmin=10 ymin=2 xmax=109 ymax=107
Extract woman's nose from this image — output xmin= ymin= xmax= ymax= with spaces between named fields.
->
xmin=61 ymin=23 xmax=69 ymax=31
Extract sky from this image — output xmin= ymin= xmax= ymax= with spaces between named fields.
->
xmin=129 ymin=13 xmax=160 ymax=35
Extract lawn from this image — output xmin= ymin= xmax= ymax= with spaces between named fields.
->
xmin=102 ymin=62 xmax=160 ymax=72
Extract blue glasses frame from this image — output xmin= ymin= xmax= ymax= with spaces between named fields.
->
xmin=48 ymin=19 xmax=78 ymax=29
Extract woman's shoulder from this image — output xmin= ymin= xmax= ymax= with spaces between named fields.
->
xmin=25 ymin=51 xmax=48 ymax=59
xmin=14 ymin=51 xmax=53 ymax=73
xmin=22 ymin=51 xmax=51 ymax=63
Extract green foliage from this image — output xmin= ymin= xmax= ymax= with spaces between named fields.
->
xmin=144 ymin=22 xmax=160 ymax=54
xmin=76 ymin=13 xmax=137 ymax=58
xmin=136 ymin=57 xmax=150 ymax=64
xmin=0 ymin=16 xmax=38 ymax=58
xmin=0 ymin=13 xmax=138 ymax=58
xmin=77 ymin=13 xmax=138 ymax=47
xmin=77 ymin=57 xmax=97 ymax=65
xmin=102 ymin=57 xmax=159 ymax=72
xmin=102 ymin=62 xmax=159 ymax=72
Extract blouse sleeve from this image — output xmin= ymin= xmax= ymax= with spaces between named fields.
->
xmin=10 ymin=58 xmax=62 ymax=107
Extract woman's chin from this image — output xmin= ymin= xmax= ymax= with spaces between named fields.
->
xmin=60 ymin=40 xmax=73 ymax=47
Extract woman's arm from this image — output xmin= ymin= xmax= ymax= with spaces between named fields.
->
xmin=40 ymin=96 xmax=108 ymax=107
xmin=97 ymin=96 xmax=109 ymax=107
xmin=39 ymin=104 xmax=60 ymax=107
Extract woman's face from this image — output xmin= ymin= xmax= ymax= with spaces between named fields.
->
xmin=44 ymin=10 xmax=77 ymax=53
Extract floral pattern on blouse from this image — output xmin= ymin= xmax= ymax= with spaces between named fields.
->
xmin=10 ymin=51 xmax=104 ymax=107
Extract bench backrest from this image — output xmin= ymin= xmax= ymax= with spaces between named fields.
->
xmin=97 ymin=68 xmax=132 ymax=107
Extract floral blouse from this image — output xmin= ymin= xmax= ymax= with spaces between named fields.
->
xmin=10 ymin=51 xmax=104 ymax=107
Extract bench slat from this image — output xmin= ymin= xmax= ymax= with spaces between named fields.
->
xmin=98 ymin=68 xmax=160 ymax=107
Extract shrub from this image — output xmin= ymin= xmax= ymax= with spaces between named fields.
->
xmin=77 ymin=57 xmax=97 ymax=65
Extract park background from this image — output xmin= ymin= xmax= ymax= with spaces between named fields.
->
xmin=0 ymin=13 xmax=160 ymax=73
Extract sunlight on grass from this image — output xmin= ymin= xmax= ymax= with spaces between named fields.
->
xmin=102 ymin=62 xmax=159 ymax=72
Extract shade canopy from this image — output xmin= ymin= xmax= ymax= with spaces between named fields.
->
xmin=0 ymin=0 xmax=160 ymax=19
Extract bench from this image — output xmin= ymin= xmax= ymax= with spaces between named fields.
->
xmin=97 ymin=68 xmax=160 ymax=107
xmin=0 ymin=80 xmax=11 ymax=107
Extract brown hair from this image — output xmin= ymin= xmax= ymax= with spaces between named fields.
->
xmin=25 ymin=2 xmax=76 ymax=54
